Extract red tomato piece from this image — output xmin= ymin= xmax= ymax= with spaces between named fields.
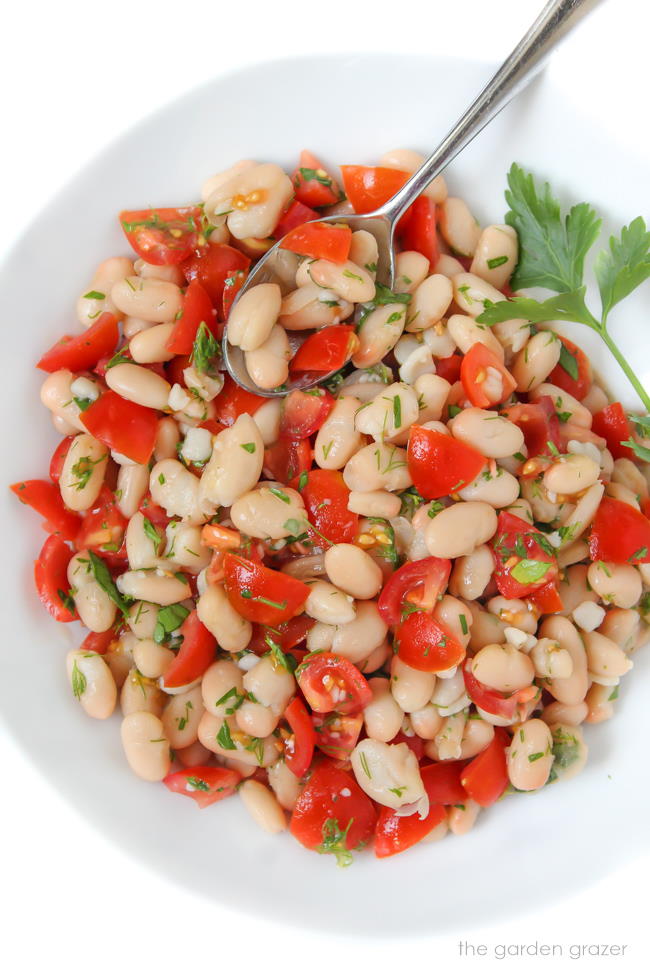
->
xmin=591 ymin=402 xmax=637 ymax=462
xmin=182 ymin=242 xmax=250 ymax=308
xmin=312 ymin=712 xmax=363 ymax=761
xmin=398 ymin=196 xmax=439 ymax=265
xmin=547 ymin=337 xmax=592 ymax=401
xmin=139 ymin=495 xmax=170 ymax=528
xmin=76 ymin=485 xmax=128 ymax=569
xmin=37 ymin=312 xmax=119 ymax=373
xmin=296 ymin=652 xmax=372 ymax=714
xmin=263 ymin=438 xmax=312 ymax=483
xmin=49 ymin=436 xmax=74 ymax=483
xmin=212 ymin=374 xmax=266 ymax=427
xmin=502 ymin=396 xmax=561 ymax=459
xmin=374 ymin=801 xmax=446 ymax=859
xmin=163 ymin=610 xmax=217 ymax=688
xmin=528 ymin=581 xmax=564 ymax=614
xmin=166 ymin=280 xmax=216 ymax=355
xmin=291 ymin=325 xmax=358 ymax=374
xmin=120 ymin=206 xmax=203 ymax=265
xmin=11 ymin=480 xmax=82 ymax=541
xmin=81 ymin=391 xmax=159 ymax=465
xmin=340 ymin=166 xmax=410 ymax=214
xmin=163 ymin=765 xmax=241 ymax=808
xmin=81 ymin=627 xmax=121 ymax=654
xmin=223 ymin=554 xmax=310 ymax=626
xmin=291 ymin=150 xmax=341 ymax=209
xmin=290 ymin=761 xmax=377 ymax=860
xmin=388 ymin=729 xmax=426 ymax=761
xmin=280 ymin=222 xmax=352 ymax=263
xmin=283 ymin=697 xmax=316 ymax=779
xmin=378 ymin=556 xmax=451 ymax=625
xmin=491 ymin=511 xmax=558 ymax=598
xmin=396 ymin=612 xmax=466 ymax=673
xmin=462 ymin=657 xmax=535 ymax=720
xmin=407 ymin=425 xmax=486 ymax=499
xmin=461 ymin=343 xmax=517 ymax=408
xmin=222 ymin=269 xmax=247 ymax=320
xmin=279 ymin=388 xmax=334 ymax=439
xmin=435 ymin=354 xmax=462 ymax=384
xmin=33 ymin=535 xmax=78 ymax=622
xmin=273 ymin=200 xmax=320 ymax=239
xmin=296 ymin=469 xmax=358 ymax=545
xmin=248 ymin=615 xmax=313 ymax=655
xmin=588 ymin=497 xmax=650 ymax=564
xmin=460 ymin=730 xmax=509 ymax=807
xmin=421 ymin=761 xmax=468 ymax=804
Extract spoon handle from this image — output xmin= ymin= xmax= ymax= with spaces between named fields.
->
xmin=379 ymin=0 xmax=603 ymax=223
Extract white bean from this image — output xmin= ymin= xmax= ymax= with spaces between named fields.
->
xmin=471 ymin=643 xmax=534 ymax=692
xmin=447 ymin=314 xmax=504 ymax=361
xmin=512 ymin=331 xmax=562 ymax=391
xmin=252 ymin=399 xmax=282 ymax=447
xmin=116 ymin=462 xmax=149 ymax=518
xmin=128 ymin=322 xmax=175 ymax=363
xmin=227 ymin=283 xmax=282 ymax=351
xmin=448 ymin=799 xmax=481 ymax=836
xmin=199 ymin=414 xmax=264 ymax=508
xmin=230 ymin=482 xmax=306 ymax=539
xmin=324 ymin=543 xmax=383 ymax=599
xmin=507 ymin=718 xmax=553 ymax=791
xmin=541 ymin=616 xmax=589 ymax=706
xmin=201 ymin=660 xmax=245 ymax=717
xmin=150 ymin=459 xmax=204 ymax=524
xmin=394 ymin=251 xmax=430 ymax=293
xmin=425 ymin=501 xmax=497 ymax=558
xmin=197 ymin=583 xmax=252 ymax=653
xmin=354 ymin=382 xmax=419 ymax=442
xmin=104 ymin=363 xmax=171 ymax=410
xmin=267 ymin=759 xmax=301 ymax=811
xmin=587 ymin=561 xmax=642 ymax=609
xmin=243 ymin=655 xmax=296 ymax=715
xmin=410 ymin=703 xmax=445 ymax=739
xmin=76 ymin=256 xmax=135 ymax=327
xmin=448 ymin=545 xmax=495 ymax=600
xmin=530 ymin=638 xmax=574 ymax=680
xmin=120 ymin=668 xmax=166 ymax=717
xmin=352 ymin=304 xmax=407 ymax=367
xmin=117 ymin=568 xmax=191 ymax=605
xmin=239 ymin=780 xmax=287 ymax=833
xmin=347 ymin=490 xmax=402 ymax=519
xmin=583 ymin=630 xmax=632 ymax=680
xmin=405 ymin=275 xmax=453 ymax=332
xmin=543 ymin=454 xmax=600 ymax=496
xmin=120 ymin=712 xmax=171 ymax=781
xmin=390 ymin=656 xmax=436 ymax=713
xmin=379 ymin=148 xmax=447 ymax=202
xmin=458 ymin=467 xmax=520 ymax=507
xmin=111 ymin=277 xmax=183 ymax=323
xmin=363 ymin=678 xmax=404 ymax=742
xmin=438 ymin=198 xmax=481 ymax=256
xmin=306 ymin=580 xmax=356 ymax=625
xmin=584 ymin=683 xmax=616 ymax=723
xmin=470 ymin=224 xmax=518 ymax=289
xmin=59 ymin=433 xmax=108 ymax=511
xmin=162 ymin=685 xmax=204 ymax=749
xmin=279 ymin=285 xmax=353 ymax=330
xmin=244 ymin=324 xmax=291 ymax=390
xmin=212 ymin=163 xmax=293 ymax=240
xmin=66 ymin=650 xmax=117 ymax=719
xmin=452 ymin=272 xmax=507 ymax=319
xmin=314 ymin=396 xmax=363 ymax=470
xmin=67 ymin=551 xmax=116 ymax=632
xmin=351 ymin=739 xmax=425 ymax=809
xmin=133 ymin=639 xmax=175 ymax=680
xmin=349 ymin=229 xmax=379 ymax=277
xmin=331 ymin=601 xmax=388 ymax=664
xmin=343 ymin=442 xmax=411 ymax=492
xmin=449 ymin=408 xmax=524 ymax=458
xmin=40 ymin=369 xmax=86 ymax=432
xmin=308 ymin=259 xmax=375 ymax=303
xmin=197 ymin=712 xmax=277 ymax=767
xmin=126 ymin=601 xmax=158 ymax=640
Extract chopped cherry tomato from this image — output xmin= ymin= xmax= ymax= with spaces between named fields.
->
xmin=296 ymin=469 xmax=358 ymax=545
xmin=388 ymin=729 xmax=426 ymax=761
xmin=340 ymin=166 xmax=409 ymax=214
xmin=120 ymin=206 xmax=203 ymax=265
xmin=290 ymin=761 xmax=377 ymax=859
xmin=273 ymin=200 xmax=320 ymax=239
xmin=407 ymin=425 xmax=486 ymax=499
xmin=34 ymin=535 xmax=78 ymax=622
xmin=281 ymin=221 xmax=352 ymax=263
xmin=374 ymin=800 xmax=446 ymax=859
xmin=49 ymin=436 xmax=74 ymax=483
xmin=378 ymin=556 xmax=451 ymax=625
xmin=81 ymin=391 xmax=159 ymax=465
xmin=502 ymin=396 xmax=561 ymax=458
xmin=163 ymin=765 xmax=241 ymax=808
xmin=139 ymin=495 xmax=170 ymax=528
xmin=436 ymin=354 xmax=462 ymax=385
xmin=222 ymin=270 xmax=247 ymax=319
xmin=291 ymin=325 xmax=358 ymax=374
xmin=291 ymin=151 xmax=341 ymax=209
xmin=212 ymin=374 xmax=266 ymax=427
xmin=81 ymin=626 xmax=120 ymax=654
xmin=547 ymin=336 xmax=592 ymax=401
xmin=528 ymin=581 xmax=564 ymax=614
xmin=396 ymin=612 xmax=466 ymax=673
xmin=248 ymin=615 xmax=312 ymax=655
xmin=591 ymin=402 xmax=637 ymax=461
xmin=76 ymin=485 xmax=128 ymax=569
xmin=36 ymin=312 xmax=119 ymax=373
xmin=181 ymin=242 xmax=250 ymax=309
xmin=11 ymin=479 xmax=82 ymax=541
xmin=460 ymin=730 xmax=509 ymax=807
xmin=283 ymin=698 xmax=316 ymax=779
xmin=263 ymin=438 xmax=311 ymax=483
xmin=166 ymin=280 xmax=216 ymax=355
xmin=312 ymin=712 xmax=363 ymax=760
xmin=279 ymin=388 xmax=334 ymax=439
xmin=461 ymin=343 xmax=516 ymax=408
xmin=588 ymin=496 xmax=650 ymax=564
xmin=398 ymin=196 xmax=439 ymax=265
xmin=223 ymin=554 xmax=310 ymax=625
xmin=163 ymin=610 xmax=217 ymax=688
xmin=296 ymin=652 xmax=372 ymax=714
xmin=463 ymin=657 xmax=536 ymax=720
xmin=491 ymin=511 xmax=558 ymax=598
xmin=421 ymin=761 xmax=468 ymax=804
xmin=165 ymin=352 xmax=191 ymax=387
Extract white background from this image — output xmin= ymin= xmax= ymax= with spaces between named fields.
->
xmin=2 ymin=0 xmax=648 ymax=971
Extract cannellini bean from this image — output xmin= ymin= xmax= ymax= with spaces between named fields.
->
xmin=398 ymin=345 xmax=436 ymax=385
xmin=354 ymin=382 xmax=419 ymax=441
xmin=128 ymin=322 xmax=176 ymax=363
xmin=235 ymin=700 xmax=277 ymax=738
xmin=352 ymin=304 xmax=407 ymax=367
xmin=458 ymin=467 xmax=520 ymax=507
xmin=66 ymin=650 xmax=117 ymax=719
xmin=227 ymin=283 xmax=282 ymax=351
xmin=314 ymin=396 xmax=363 ymax=470
xmin=201 ymin=660 xmax=245 ymax=717
xmin=126 ymin=601 xmax=158 ymax=640
xmin=557 ymin=481 xmax=604 ymax=547
xmin=306 ymin=622 xmax=335 ymax=652
xmin=390 ymin=657 xmax=436 ymax=713
xmin=309 ymin=258 xmax=375 ymax=302
xmin=279 ymin=285 xmax=353 ymax=330
xmin=410 ymin=703 xmax=445 ymax=739
xmin=324 ymin=543 xmax=383 ymax=599
xmin=470 ymin=224 xmax=518 ymax=289
xmin=111 ymin=276 xmax=183 ymax=323
xmin=201 ymin=159 xmax=257 ymax=200
xmin=267 ymin=759 xmax=301 ymax=811
xmin=52 ymin=414 xmax=78 ymax=435
xmin=433 ymin=712 xmax=467 ymax=760
xmin=449 ymin=408 xmax=524 ymax=458
xmin=331 ymin=600 xmax=388 ymax=664
xmin=557 ymin=564 xmax=598 ymax=614
xmin=530 ymin=638 xmax=574 ymax=680
xmin=67 ymin=550 xmax=117 ymax=633
xmin=547 ymin=723 xmax=588 ymax=780
xmin=468 ymin=604 xmax=506 ymax=652
xmin=487 ymin=596 xmax=537 ymax=633
xmin=542 ymin=701 xmax=588 ymax=726
xmin=438 ymin=198 xmax=481 ymax=256
xmin=557 ymin=539 xmax=590 ymax=568
xmin=580 ymin=381 xmax=607 ymax=413
xmin=434 ymin=595 xmax=474 ymax=649
xmin=76 ymin=256 xmax=135 ymax=327
xmin=133 ymin=639 xmax=175 ymax=679
xmin=117 ymin=568 xmax=191 ymax=605
xmin=211 ymin=163 xmax=293 ymax=240
xmin=612 ymin=457 xmax=649 ymax=498
xmin=471 ymin=644 xmax=534 ymax=692
xmin=162 ymin=685 xmax=204 ymax=749
xmin=583 ymin=630 xmax=632 ymax=680
xmin=230 ymin=482 xmax=306 ymax=539
xmin=305 ymin=580 xmax=356 ymax=625
xmin=452 ymin=272 xmax=507 ymax=319
xmin=244 ymin=324 xmax=291 ymax=390
xmin=154 ymin=417 xmax=180 ymax=461
xmin=126 ymin=511 xmax=167 ymax=570
xmin=512 ymin=331 xmax=562 ymax=391
xmin=448 ymin=798 xmax=481 ymax=836
xmin=572 ymin=600 xmax=606 ymax=633
xmin=123 ymin=316 xmax=152 ymax=339
xmin=251 ymin=399 xmax=282 ymax=447
xmin=598 ymin=608 xmax=642 ymax=654
xmin=379 ymin=148 xmax=447 ymax=202
xmin=197 ymin=713 xmax=277 ymax=767
xmin=363 ymin=677 xmax=405 ymax=742
xmin=587 ymin=561 xmax=642 ymax=609
xmin=134 ymin=259 xmax=184 ymax=285
xmin=349 ymin=229 xmax=379 ymax=276
xmin=116 ymin=463 xmax=149 ymax=518
xmin=584 ymin=682 xmax=616 ymax=723
xmin=405 ymin=275 xmax=453 ymax=332
xmin=543 ymin=454 xmax=600 ymax=496
xmin=448 ymin=545 xmax=495 ymax=601
xmin=505 ymin=498 xmax=534 ymax=524
xmin=605 ymin=482 xmax=641 ymax=509
xmin=351 ymin=739 xmax=425 ymax=810
xmin=150 ymin=459 xmax=204 ymax=524
xmin=492 ymin=319 xmax=531 ymax=356
xmin=425 ymin=501 xmax=497 ymax=559
xmin=120 ymin=668 xmax=166 ymax=717
xmin=59 ymin=433 xmax=108 ymax=511
xmin=103 ymin=633 xmax=135 ymax=689
xmin=343 ymin=442 xmax=411 ymax=492
xmin=531 ymin=383 xmax=592 ymax=429
xmin=197 ymin=583 xmax=252 ymax=653
xmin=121 ymin=712 xmax=171 ymax=781
xmin=361 ymin=640 xmax=391 ymax=673
xmin=347 ymin=490 xmax=402 ymax=519
xmin=239 ymin=780 xmax=287 ymax=834
xmin=41 ymin=369 xmax=87 ymax=432
xmin=164 ymin=522 xmax=210 ymax=574
xmin=541 ymin=616 xmax=589 ymax=705
xmin=434 ymin=253 xmax=466 ymax=277
xmin=394 ymin=251 xmax=430 ymax=293
xmin=199 ymin=414 xmax=264 ymax=508
xmin=507 ymin=719 xmax=553 ymax=791
xmin=456 ymin=717 xmax=495 ymax=760
xmin=244 ymin=655 xmax=296 ymax=714
xmin=431 ymin=669 xmax=466 ymax=709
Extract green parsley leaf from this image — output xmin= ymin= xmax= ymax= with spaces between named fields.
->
xmin=153 ymin=603 xmax=190 ymax=645
xmin=528 ymin=752 xmax=545 ymax=762
xmin=57 ymin=588 xmax=76 ymax=613
xmin=264 ymin=633 xmax=296 ymax=672
xmin=510 ymin=559 xmax=552 ymax=584
xmin=373 ymin=283 xmax=412 ymax=306
xmin=83 ymin=290 xmax=105 ymax=300
xmin=191 ymin=321 xmax=221 ymax=376
xmin=216 ymin=720 xmax=236 ymax=750
xmin=71 ymin=659 xmax=87 ymax=700
xmin=186 ymin=776 xmax=210 ymax=792
xmin=240 ymin=443 xmax=256 ymax=453
xmin=316 ymin=818 xmax=354 ymax=867
xmin=105 ymin=348 xmax=132 ymax=369
xmin=620 ymin=439 xmax=650 ymax=462
xmin=142 ymin=516 xmax=162 ymax=552
xmin=594 ymin=217 xmax=650 ymax=324
xmin=87 ymin=552 xmax=131 ymax=614
xmin=73 ymin=396 xmax=93 ymax=412
xmin=269 ymin=486 xmax=290 ymax=503
xmin=297 ymin=167 xmax=332 ymax=187
xmin=558 ymin=342 xmax=579 ymax=380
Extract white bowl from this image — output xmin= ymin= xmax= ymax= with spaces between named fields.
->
xmin=1 ymin=53 xmax=649 ymax=937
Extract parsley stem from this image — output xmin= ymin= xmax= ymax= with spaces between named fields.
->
xmin=599 ymin=329 xmax=650 ymax=412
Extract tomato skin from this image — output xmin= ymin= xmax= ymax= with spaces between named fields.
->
xmin=491 ymin=511 xmax=558 ymax=598
xmin=396 ymin=612 xmax=466 ymax=673
xmin=296 ymin=469 xmax=359 ymax=545
xmin=421 ymin=761 xmax=468 ymax=804
xmin=34 ymin=535 xmax=78 ymax=622
xmin=182 ymin=242 xmax=250 ymax=308
xmin=374 ymin=801 xmax=446 ymax=858
xmin=283 ymin=698 xmax=316 ymax=779
xmin=460 ymin=730 xmax=509 ymax=807
xmin=407 ymin=425 xmax=486 ymax=499
xmin=388 ymin=729 xmax=426 ymax=760
xmin=76 ymin=486 xmax=128 ymax=569
xmin=528 ymin=581 xmax=564 ymax=614
xmin=435 ymin=354 xmax=462 ymax=385
xmin=49 ymin=436 xmax=74 ymax=483
xmin=588 ymin=497 xmax=650 ymax=564
xmin=163 ymin=765 xmax=241 ymax=808
xmin=378 ymin=556 xmax=451 ymax=625
xmin=222 ymin=270 xmax=246 ymax=320
xmin=502 ymin=397 xmax=560 ymax=458
xmin=273 ymin=200 xmax=320 ymax=239
xmin=547 ymin=337 xmax=592 ymax=400
xmin=290 ymin=761 xmax=377 ymax=854
xmin=162 ymin=610 xmax=217 ymax=688
xmin=166 ymin=281 xmax=216 ymax=355
xmin=340 ymin=166 xmax=410 ymax=213
xmin=312 ymin=712 xmax=363 ymax=761
xmin=463 ymin=657 xmax=530 ymax=719
xmin=292 ymin=151 xmax=341 ymax=209
xmin=279 ymin=389 xmax=334 ymax=440
xmin=11 ymin=479 xmax=82 ymax=541
xmin=263 ymin=438 xmax=311 ymax=483
xmin=211 ymin=374 xmax=266 ymax=427
xmin=81 ymin=391 xmax=159 ymax=465
xmin=281 ymin=222 xmax=352 ymax=263
xmin=291 ymin=325 xmax=357 ymax=375
xmin=398 ymin=196 xmax=439 ymax=265
xmin=81 ymin=627 xmax=120 ymax=654
xmin=296 ymin=652 xmax=372 ymax=715
xmin=120 ymin=206 xmax=203 ymax=265
xmin=461 ymin=343 xmax=517 ymax=408
xmin=591 ymin=402 xmax=637 ymax=462
xmin=37 ymin=312 xmax=119 ymax=373
xmin=223 ymin=554 xmax=310 ymax=626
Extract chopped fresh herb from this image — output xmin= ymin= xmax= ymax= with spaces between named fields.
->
xmin=158 ymin=473 xmax=166 ymax=485
xmin=255 ymin=595 xmax=288 ymax=611
xmin=244 ymin=736 xmax=265 ymax=764
xmin=388 ymin=786 xmax=406 ymax=798
xmin=240 ymin=442 xmax=256 ymax=453
xmin=83 ymin=290 xmax=105 ymax=301
xmin=177 ymin=700 xmax=194 ymax=731
xmin=513 ymin=451 xmax=526 ymax=462
xmin=153 ymin=603 xmax=190 ymax=645
xmin=71 ymin=659 xmax=87 ymax=699
xmin=398 ymin=487 xmax=425 ymax=518
xmin=373 ymin=283 xmax=412 ymax=306
xmin=88 ymin=552 xmax=131 ymax=614
xmin=448 ymin=404 xmax=461 ymax=418
xmin=629 ymin=546 xmax=648 ymax=561
xmin=216 ymin=720 xmax=236 ymax=750
xmin=367 ymin=517 xmax=399 ymax=567
xmin=142 ymin=516 xmax=162 ymax=551
xmin=547 ymin=440 xmax=560 ymax=456
xmin=214 ymin=686 xmax=245 ymax=714
xmin=459 ymin=614 xmax=468 ymax=636
xmin=343 ymin=269 xmax=363 ymax=282
xmin=298 ymin=470 xmax=309 ymax=491
xmin=105 ymin=349 xmax=132 ymax=369
xmin=510 ymin=559 xmax=552 ymax=584
xmin=191 ymin=321 xmax=221 ymax=376
xmin=265 ymin=633 xmax=296 ymax=672
xmin=186 ymin=776 xmax=210 ymax=792
xmin=269 ymin=486 xmax=290 ymax=503
xmin=297 ymin=167 xmax=332 ymax=188
xmin=392 ymin=395 xmax=402 ymax=429
xmin=322 ymin=440 xmax=334 ymax=460
xmin=57 ymin=588 xmax=76 ymax=613
xmin=386 ymin=311 xmax=403 ymax=324
xmin=365 ymin=261 xmax=377 ymax=273
xmin=69 ymin=454 xmax=106 ymax=492
xmin=315 ymin=818 xmax=354 ymax=867
xmin=427 ymin=501 xmax=445 ymax=519
xmin=73 ymin=396 xmax=93 ymax=412
xmin=621 ymin=439 xmax=650 ymax=463
xmin=486 ymin=255 xmax=508 ymax=270
xmin=528 ymin=752 xmax=545 ymax=762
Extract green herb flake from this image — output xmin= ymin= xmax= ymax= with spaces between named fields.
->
xmin=142 ymin=516 xmax=162 ymax=552
xmin=240 ymin=442 xmax=256 ymax=453
xmin=315 ymin=818 xmax=355 ymax=868
xmin=510 ymin=559 xmax=552 ymax=584
xmin=83 ymin=290 xmax=105 ymax=301
xmin=216 ymin=721 xmax=237 ymax=750
xmin=71 ymin=659 xmax=87 ymax=700
xmin=486 ymin=255 xmax=508 ymax=270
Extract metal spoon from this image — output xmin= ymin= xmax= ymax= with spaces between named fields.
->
xmin=223 ymin=0 xmax=601 ymax=397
